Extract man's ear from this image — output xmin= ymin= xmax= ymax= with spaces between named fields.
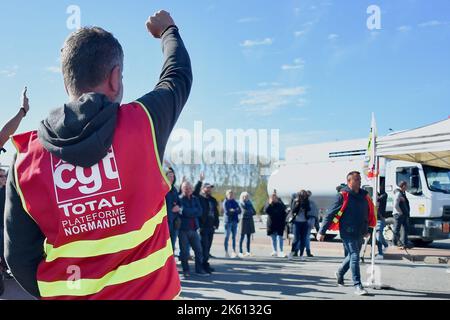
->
xmin=109 ymin=65 xmax=122 ymax=95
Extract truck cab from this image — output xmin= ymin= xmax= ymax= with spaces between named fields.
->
xmin=384 ymin=160 xmax=450 ymax=244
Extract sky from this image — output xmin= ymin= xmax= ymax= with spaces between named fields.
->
xmin=1 ymin=0 xmax=449 ymax=166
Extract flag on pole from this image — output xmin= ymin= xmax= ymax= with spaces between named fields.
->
xmin=365 ymin=113 xmax=379 ymax=287
xmin=364 ymin=113 xmax=378 ymax=180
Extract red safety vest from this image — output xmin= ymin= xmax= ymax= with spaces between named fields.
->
xmin=11 ymin=101 xmax=180 ymax=300
xmin=329 ymin=191 xmax=377 ymax=231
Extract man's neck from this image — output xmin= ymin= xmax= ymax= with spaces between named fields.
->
xmin=349 ymin=186 xmax=360 ymax=193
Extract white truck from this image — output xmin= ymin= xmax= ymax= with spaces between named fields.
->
xmin=268 ymin=138 xmax=450 ymax=245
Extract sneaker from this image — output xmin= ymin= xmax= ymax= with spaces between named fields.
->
xmin=288 ymin=252 xmax=294 ymax=261
xmin=271 ymin=251 xmax=278 ymax=257
xmin=355 ymin=285 xmax=369 ymax=296
xmin=278 ymin=251 xmax=286 ymax=258
xmin=335 ymin=272 xmax=344 ymax=286
xmin=230 ymin=252 xmax=237 ymax=259
xmin=375 ymin=255 xmax=384 ymax=260
xmin=225 ymin=252 xmax=231 ymax=258
xmin=237 ymin=253 xmax=244 ymax=258
xmin=298 ymin=256 xmax=306 ymax=261
xmin=306 ymin=252 xmax=314 ymax=257
xmin=244 ymin=252 xmax=251 ymax=257
xmin=205 ymin=266 xmax=215 ymax=273
xmin=195 ymin=270 xmax=211 ymax=277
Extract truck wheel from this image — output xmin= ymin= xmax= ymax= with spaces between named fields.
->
xmin=383 ymin=219 xmax=395 ymax=242
xmin=411 ymin=239 xmax=433 ymax=247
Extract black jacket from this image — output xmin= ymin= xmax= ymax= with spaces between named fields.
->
xmin=193 ymin=181 xmax=220 ymax=230
xmin=264 ymin=201 xmax=286 ymax=236
xmin=4 ymin=27 xmax=192 ymax=299
xmin=319 ymin=186 xmax=371 ymax=239
xmin=290 ymin=198 xmax=311 ymax=221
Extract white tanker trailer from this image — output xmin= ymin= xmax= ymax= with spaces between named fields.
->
xmin=268 ymin=138 xmax=450 ymax=245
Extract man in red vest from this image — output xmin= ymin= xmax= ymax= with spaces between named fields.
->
xmin=317 ymin=171 xmax=376 ymax=296
xmin=4 ymin=9 xmax=192 ymax=300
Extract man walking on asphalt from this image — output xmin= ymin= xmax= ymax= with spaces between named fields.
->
xmin=4 ymin=9 xmax=192 ymax=300
xmin=317 ymin=171 xmax=377 ymax=296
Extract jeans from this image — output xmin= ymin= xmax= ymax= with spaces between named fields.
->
xmin=338 ymin=237 xmax=363 ymax=287
xmin=291 ymin=221 xmax=309 ymax=256
xmin=376 ymin=220 xmax=388 ymax=255
xmin=200 ymin=228 xmax=215 ymax=266
xmin=305 ymin=218 xmax=316 ymax=252
xmin=224 ymin=221 xmax=238 ymax=253
xmin=271 ymin=234 xmax=284 ymax=252
xmin=393 ymin=214 xmax=409 ymax=246
xmin=179 ymin=229 xmax=204 ymax=273
xmin=240 ymin=233 xmax=252 ymax=254
xmin=168 ymin=220 xmax=179 ymax=253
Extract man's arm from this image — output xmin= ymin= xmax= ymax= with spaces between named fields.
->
xmin=4 ymin=155 xmax=45 ymax=299
xmin=193 ymin=181 xmax=202 ymax=197
xmin=180 ymin=199 xmax=201 ymax=218
xmin=318 ymin=193 xmax=343 ymax=236
xmin=0 ymin=88 xmax=29 ymax=148
xmin=137 ymin=11 xmax=193 ymax=161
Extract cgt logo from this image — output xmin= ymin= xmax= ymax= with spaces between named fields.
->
xmin=51 ymin=148 xmax=122 ymax=204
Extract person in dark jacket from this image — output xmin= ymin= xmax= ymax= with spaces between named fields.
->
xmin=223 ymin=190 xmax=242 ymax=258
xmin=179 ymin=181 xmax=209 ymax=277
xmin=165 ymin=167 xmax=181 ymax=253
xmin=375 ymin=191 xmax=389 ymax=259
xmin=393 ymin=181 xmax=413 ymax=249
xmin=238 ymin=192 xmax=256 ymax=257
xmin=193 ymin=173 xmax=219 ymax=273
xmin=264 ymin=193 xmax=287 ymax=258
xmin=318 ymin=171 xmax=372 ymax=296
xmin=288 ymin=190 xmax=311 ymax=260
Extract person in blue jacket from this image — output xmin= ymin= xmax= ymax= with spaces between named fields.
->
xmin=223 ymin=190 xmax=242 ymax=258
xmin=179 ymin=181 xmax=210 ymax=277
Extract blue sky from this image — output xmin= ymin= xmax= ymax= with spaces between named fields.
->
xmin=1 ymin=0 xmax=449 ymax=166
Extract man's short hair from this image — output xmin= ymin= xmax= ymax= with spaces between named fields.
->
xmin=62 ymin=27 xmax=124 ymax=97
xmin=399 ymin=180 xmax=408 ymax=188
xmin=347 ymin=171 xmax=361 ymax=181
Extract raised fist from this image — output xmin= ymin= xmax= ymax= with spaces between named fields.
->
xmin=146 ymin=10 xmax=175 ymax=38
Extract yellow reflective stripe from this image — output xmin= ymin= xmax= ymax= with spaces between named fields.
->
xmin=133 ymin=101 xmax=171 ymax=188
xmin=332 ymin=218 xmax=339 ymax=224
xmin=336 ymin=211 xmax=343 ymax=217
xmin=39 ymin=239 xmax=174 ymax=298
xmin=45 ymin=204 xmax=168 ymax=262
xmin=9 ymin=137 xmax=39 ymax=225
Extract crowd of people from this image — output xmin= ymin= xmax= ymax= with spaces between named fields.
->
xmin=0 ymin=8 xmax=415 ymax=299
xmin=163 ymin=167 xmax=411 ymax=296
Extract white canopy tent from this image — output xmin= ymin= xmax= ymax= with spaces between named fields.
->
xmin=377 ymin=118 xmax=450 ymax=169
